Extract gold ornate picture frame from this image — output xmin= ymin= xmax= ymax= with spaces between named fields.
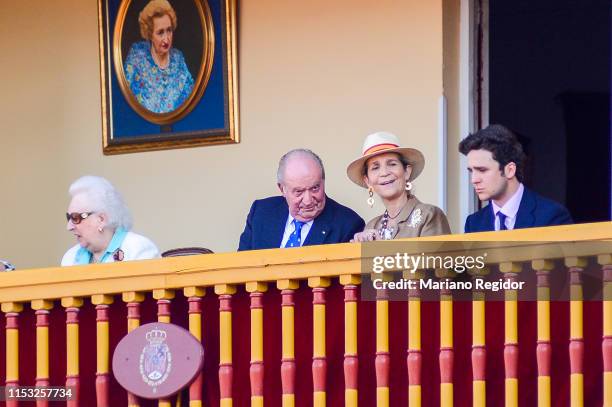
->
xmin=98 ymin=0 xmax=239 ymax=154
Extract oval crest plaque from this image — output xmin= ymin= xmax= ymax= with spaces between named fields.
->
xmin=112 ymin=322 xmax=204 ymax=399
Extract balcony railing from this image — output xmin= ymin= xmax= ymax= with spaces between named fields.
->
xmin=0 ymin=222 xmax=610 ymax=406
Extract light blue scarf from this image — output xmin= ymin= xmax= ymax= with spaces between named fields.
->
xmin=73 ymin=228 xmax=128 ymax=265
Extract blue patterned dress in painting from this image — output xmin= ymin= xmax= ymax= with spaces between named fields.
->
xmin=124 ymin=41 xmax=194 ymax=114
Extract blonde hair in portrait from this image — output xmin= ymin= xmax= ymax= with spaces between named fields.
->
xmin=138 ymin=0 xmax=178 ymax=40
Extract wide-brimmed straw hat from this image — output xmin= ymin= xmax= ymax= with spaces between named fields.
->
xmin=346 ymin=131 xmax=425 ymax=188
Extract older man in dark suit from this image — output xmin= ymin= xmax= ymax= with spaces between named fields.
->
xmin=238 ymin=149 xmax=364 ymax=251
xmin=459 ymin=124 xmax=572 ymax=233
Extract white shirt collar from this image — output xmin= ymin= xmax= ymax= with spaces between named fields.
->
xmin=492 ymin=183 xmax=524 ymax=220
xmin=285 ymin=214 xmax=314 ymax=227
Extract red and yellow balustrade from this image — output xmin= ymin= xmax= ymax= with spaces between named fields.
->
xmin=0 ymin=222 xmax=611 ymax=406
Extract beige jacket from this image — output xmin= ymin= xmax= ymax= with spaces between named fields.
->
xmin=365 ymin=195 xmax=451 ymax=239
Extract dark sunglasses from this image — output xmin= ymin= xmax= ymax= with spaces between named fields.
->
xmin=66 ymin=212 xmax=94 ymax=224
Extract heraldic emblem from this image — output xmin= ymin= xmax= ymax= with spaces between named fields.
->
xmin=140 ymin=329 xmax=172 ymax=390
xmin=113 ymin=322 xmax=204 ymax=399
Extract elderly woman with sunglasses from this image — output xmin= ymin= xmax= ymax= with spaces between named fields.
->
xmin=61 ymin=176 xmax=159 ymax=266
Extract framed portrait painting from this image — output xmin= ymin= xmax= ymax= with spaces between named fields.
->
xmin=97 ymin=0 xmax=238 ymax=154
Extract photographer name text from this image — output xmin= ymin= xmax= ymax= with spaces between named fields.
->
xmin=372 ymin=278 xmax=525 ymax=291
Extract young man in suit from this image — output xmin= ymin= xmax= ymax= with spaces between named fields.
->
xmin=459 ymin=124 xmax=572 ymax=233
xmin=238 ymin=149 xmax=365 ymax=250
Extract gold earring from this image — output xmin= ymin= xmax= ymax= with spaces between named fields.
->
xmin=367 ymin=187 xmax=374 ymax=207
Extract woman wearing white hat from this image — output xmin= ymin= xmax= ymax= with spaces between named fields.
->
xmin=347 ymin=131 xmax=451 ymax=241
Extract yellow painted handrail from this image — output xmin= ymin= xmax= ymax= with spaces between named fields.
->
xmin=0 ymin=223 xmax=611 ymax=304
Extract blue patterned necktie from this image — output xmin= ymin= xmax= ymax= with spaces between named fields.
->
xmin=284 ymin=220 xmax=305 ymax=248
xmin=497 ymin=212 xmax=508 ymax=231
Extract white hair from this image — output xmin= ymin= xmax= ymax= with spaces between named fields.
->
xmin=68 ymin=176 xmax=133 ymax=231
xmin=277 ymin=149 xmax=326 ymax=184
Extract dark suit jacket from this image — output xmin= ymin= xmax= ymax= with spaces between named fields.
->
xmin=464 ymin=187 xmax=573 ymax=233
xmin=238 ymin=196 xmax=365 ymax=251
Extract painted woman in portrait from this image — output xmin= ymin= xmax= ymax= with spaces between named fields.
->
xmin=124 ymin=0 xmax=194 ymax=114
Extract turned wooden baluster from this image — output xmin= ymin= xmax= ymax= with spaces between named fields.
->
xmin=247 ymin=282 xmax=267 ymax=407
xmin=31 ymin=300 xmax=53 ymax=407
xmin=532 ymin=260 xmax=554 ymax=407
xmin=62 ymin=297 xmax=83 ymax=407
xmin=123 ymin=291 xmax=145 ymax=407
xmin=566 ymin=257 xmax=586 ymax=407
xmin=500 ymin=262 xmax=521 ymax=407
xmin=436 ymin=270 xmax=455 ymax=407
xmin=3 ymin=302 xmax=23 ymax=407
xmin=184 ymin=287 xmax=205 ymax=407
xmin=309 ymin=277 xmax=330 ymax=407
xmin=598 ymin=255 xmax=612 ymax=407
xmin=216 ymin=284 xmax=236 ymax=407
xmin=469 ymin=268 xmax=489 ymax=407
xmin=375 ymin=283 xmax=390 ymax=407
xmin=153 ymin=289 xmax=175 ymax=407
xmin=92 ymin=294 xmax=114 ymax=407
xmin=340 ymin=275 xmax=361 ymax=407
xmin=404 ymin=269 xmax=423 ymax=407
xmin=277 ymin=279 xmax=299 ymax=407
